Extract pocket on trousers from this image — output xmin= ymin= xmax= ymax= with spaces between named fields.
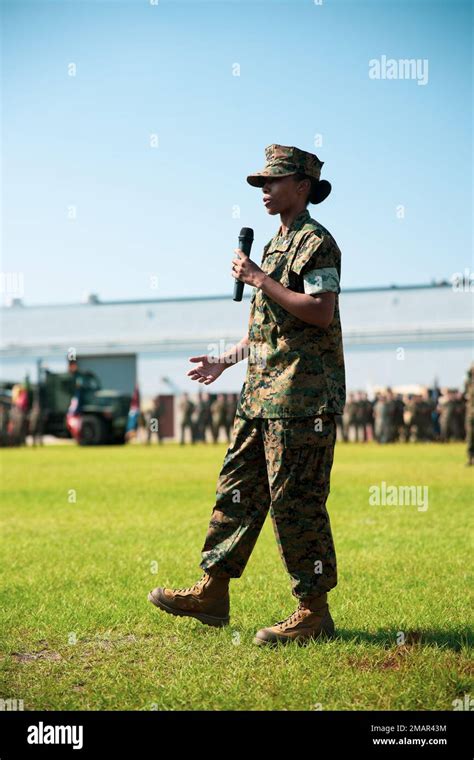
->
xmin=280 ymin=417 xmax=336 ymax=487
xmin=281 ymin=415 xmax=336 ymax=449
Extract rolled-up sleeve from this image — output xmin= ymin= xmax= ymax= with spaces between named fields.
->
xmin=303 ymin=266 xmax=340 ymax=295
xmin=291 ymin=232 xmax=342 ymax=295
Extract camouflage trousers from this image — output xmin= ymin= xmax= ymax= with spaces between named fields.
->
xmin=199 ymin=412 xmax=338 ymax=599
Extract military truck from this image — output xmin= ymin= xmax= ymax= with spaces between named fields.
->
xmin=36 ymin=367 xmax=132 ymax=445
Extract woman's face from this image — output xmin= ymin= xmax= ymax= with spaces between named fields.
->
xmin=261 ymin=175 xmax=310 ymax=215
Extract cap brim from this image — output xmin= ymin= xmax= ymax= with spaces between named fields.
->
xmin=246 ymin=170 xmax=299 ymax=188
xmin=247 ymin=173 xmax=332 ymax=203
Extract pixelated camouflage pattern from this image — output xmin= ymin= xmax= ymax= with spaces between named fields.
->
xmin=236 ymin=208 xmax=346 ymax=418
xmin=199 ymin=413 xmax=338 ymax=598
xmin=247 ymin=144 xmax=324 ymax=187
xmin=303 ymin=266 xmax=340 ymax=295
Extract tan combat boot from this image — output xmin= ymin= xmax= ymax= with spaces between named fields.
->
xmin=253 ymin=592 xmax=335 ymax=646
xmin=148 ymin=571 xmax=230 ymax=627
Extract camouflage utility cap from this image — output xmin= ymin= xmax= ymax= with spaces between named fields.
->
xmin=247 ymin=144 xmax=331 ymax=204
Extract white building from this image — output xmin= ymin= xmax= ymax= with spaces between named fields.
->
xmin=1 ymin=282 xmax=472 ymax=401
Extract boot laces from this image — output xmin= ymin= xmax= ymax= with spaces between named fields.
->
xmin=273 ymin=600 xmax=307 ymax=628
xmin=173 ymin=573 xmax=208 ymax=595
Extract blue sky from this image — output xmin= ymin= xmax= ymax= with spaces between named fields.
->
xmin=1 ymin=0 xmax=472 ymax=305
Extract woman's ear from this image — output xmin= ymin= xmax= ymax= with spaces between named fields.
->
xmin=297 ymin=177 xmax=311 ymax=201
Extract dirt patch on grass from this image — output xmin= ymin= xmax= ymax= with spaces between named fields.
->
xmin=348 ymin=645 xmax=415 ymax=671
xmin=9 ymin=632 xmax=165 ymax=663
xmin=11 ymin=648 xmax=62 ymax=663
xmin=79 ymin=632 xmax=161 ymax=650
xmin=82 ymin=633 xmax=140 ymax=649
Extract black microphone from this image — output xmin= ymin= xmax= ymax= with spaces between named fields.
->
xmin=233 ymin=227 xmax=254 ymax=302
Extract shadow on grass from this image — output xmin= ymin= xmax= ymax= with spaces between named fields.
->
xmin=179 ymin=621 xmax=472 ymax=653
xmin=329 ymin=627 xmax=472 ymax=651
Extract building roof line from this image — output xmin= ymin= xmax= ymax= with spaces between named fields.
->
xmin=0 ymin=281 xmax=455 ymax=310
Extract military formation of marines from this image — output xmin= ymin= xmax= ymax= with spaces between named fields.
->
xmin=339 ymin=383 xmax=470 ymax=445
xmin=178 ymin=391 xmax=238 ymax=445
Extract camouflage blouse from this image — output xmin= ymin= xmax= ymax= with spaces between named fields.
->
xmin=236 ymin=209 xmax=346 ymax=418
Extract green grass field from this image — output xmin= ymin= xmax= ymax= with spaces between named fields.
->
xmin=0 ymin=441 xmax=472 ymax=711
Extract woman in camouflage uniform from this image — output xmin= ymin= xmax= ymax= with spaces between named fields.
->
xmin=149 ymin=145 xmax=346 ymax=646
